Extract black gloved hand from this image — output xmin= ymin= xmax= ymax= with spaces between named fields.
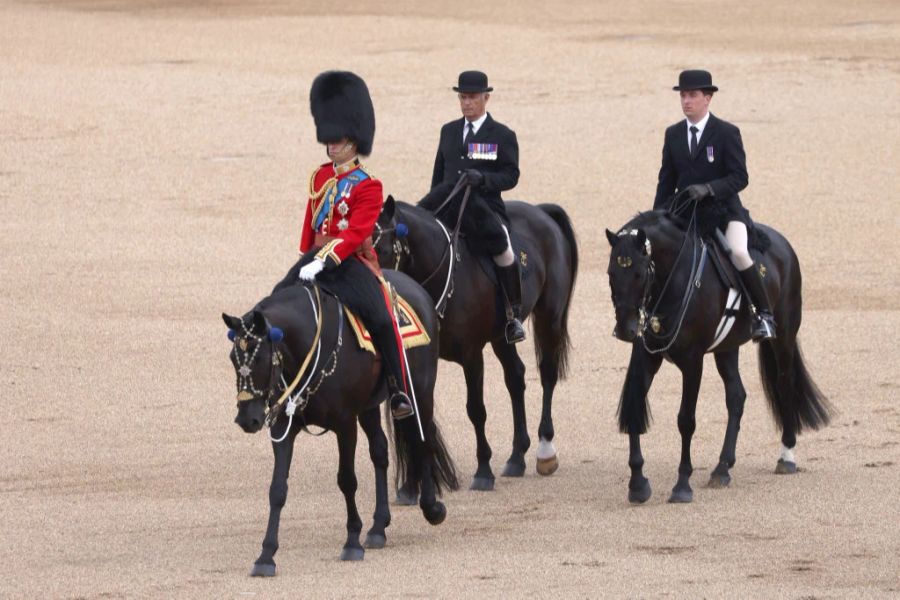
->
xmin=685 ymin=183 xmax=713 ymax=202
xmin=464 ymin=169 xmax=484 ymax=187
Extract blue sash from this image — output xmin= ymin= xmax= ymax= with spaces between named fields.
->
xmin=313 ymin=169 xmax=370 ymax=230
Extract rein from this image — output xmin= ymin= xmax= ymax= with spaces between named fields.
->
xmin=268 ymin=286 xmax=346 ymax=442
xmin=638 ymin=201 xmax=708 ymax=355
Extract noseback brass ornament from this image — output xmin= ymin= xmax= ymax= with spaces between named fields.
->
xmin=617 ymin=256 xmax=633 ymax=268
xmin=237 ymin=390 xmax=254 ymax=402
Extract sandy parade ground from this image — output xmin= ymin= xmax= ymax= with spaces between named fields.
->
xmin=1 ymin=0 xmax=899 ymax=597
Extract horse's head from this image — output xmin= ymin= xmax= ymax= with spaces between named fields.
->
xmin=374 ymin=195 xmax=411 ymax=270
xmin=606 ymin=227 xmax=654 ymax=342
xmin=222 ymin=310 xmax=286 ymax=433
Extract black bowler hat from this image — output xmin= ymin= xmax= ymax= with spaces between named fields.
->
xmin=673 ymin=69 xmax=719 ymax=92
xmin=453 ymin=70 xmax=493 ymax=93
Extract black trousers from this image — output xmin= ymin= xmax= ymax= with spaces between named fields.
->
xmin=275 ymin=251 xmax=405 ymax=390
xmin=420 ymin=182 xmax=509 ymax=257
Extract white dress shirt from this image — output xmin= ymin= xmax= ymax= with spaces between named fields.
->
xmin=462 ymin=112 xmax=488 ymax=143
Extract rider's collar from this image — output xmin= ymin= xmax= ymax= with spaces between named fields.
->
xmin=333 ymin=157 xmax=360 ymax=176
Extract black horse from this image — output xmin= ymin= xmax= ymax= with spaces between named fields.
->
xmin=223 ymin=277 xmax=458 ymax=575
xmin=374 ymin=194 xmax=578 ymax=493
xmin=606 ymin=209 xmax=831 ymax=504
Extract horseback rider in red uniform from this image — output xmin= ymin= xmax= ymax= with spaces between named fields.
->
xmin=280 ymin=70 xmax=413 ymax=420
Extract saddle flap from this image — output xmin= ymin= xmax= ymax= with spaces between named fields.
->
xmin=344 ymin=295 xmax=431 ymax=355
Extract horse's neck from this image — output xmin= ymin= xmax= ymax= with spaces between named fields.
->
xmin=399 ymin=202 xmax=451 ymax=283
xmin=645 ymin=219 xmax=696 ymax=281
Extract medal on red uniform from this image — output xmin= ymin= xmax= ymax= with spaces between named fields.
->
xmin=468 ymin=143 xmax=498 ymax=160
xmin=707 ymin=146 xmax=715 ymax=163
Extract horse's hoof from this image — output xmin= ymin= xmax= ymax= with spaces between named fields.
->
xmin=667 ymin=486 xmax=694 ymax=504
xmin=536 ymin=455 xmax=559 ymax=476
xmin=775 ymin=459 xmax=798 ymax=475
xmin=364 ymin=533 xmax=386 ymax=549
xmin=423 ymin=501 xmax=447 ymax=525
xmin=502 ymin=460 xmax=526 ymax=478
xmin=708 ymin=472 xmax=731 ymax=488
xmin=395 ymin=487 xmax=419 ymax=506
xmin=469 ymin=476 xmax=495 ymax=491
xmin=249 ymin=561 xmax=276 ymax=577
xmin=628 ymin=479 xmax=652 ymax=504
xmin=339 ymin=546 xmax=365 ymax=561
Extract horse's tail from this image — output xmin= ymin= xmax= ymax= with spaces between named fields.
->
xmin=535 ymin=203 xmax=579 ymax=380
xmin=758 ymin=340 xmax=832 ymax=433
xmin=428 ymin=419 xmax=459 ymax=494
xmin=387 ymin=404 xmax=459 ymax=495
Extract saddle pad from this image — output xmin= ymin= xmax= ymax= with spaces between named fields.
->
xmin=344 ymin=295 xmax=431 ymax=355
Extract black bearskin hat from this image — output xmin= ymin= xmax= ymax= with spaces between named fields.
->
xmin=309 ymin=71 xmax=375 ymax=156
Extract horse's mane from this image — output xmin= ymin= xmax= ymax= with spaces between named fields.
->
xmin=621 ymin=209 xmax=687 ymax=233
xmin=622 ymin=208 xmax=771 ymax=253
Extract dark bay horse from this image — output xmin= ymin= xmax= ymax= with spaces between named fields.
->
xmin=223 ymin=276 xmax=458 ymax=575
xmin=606 ymin=209 xmax=831 ymax=504
xmin=375 ymin=194 xmax=578 ymax=493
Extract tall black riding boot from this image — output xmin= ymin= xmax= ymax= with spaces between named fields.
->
xmin=371 ymin=319 xmax=414 ymax=420
xmin=496 ymin=262 xmax=526 ymax=344
xmin=739 ymin=263 xmax=777 ymax=341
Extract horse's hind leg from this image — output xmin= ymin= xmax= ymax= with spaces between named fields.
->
xmin=709 ymin=349 xmax=747 ymax=488
xmin=250 ymin=426 xmax=297 ymax=577
xmin=490 ymin=340 xmax=531 ymax=478
xmin=771 ymin=337 xmax=800 ymax=475
xmin=464 ymin=354 xmax=495 ymax=490
xmin=418 ymin=422 xmax=448 ymax=526
xmin=669 ymin=353 xmax=704 ymax=504
xmin=358 ymin=407 xmax=390 ymax=549
xmin=336 ymin=425 xmax=365 ymax=561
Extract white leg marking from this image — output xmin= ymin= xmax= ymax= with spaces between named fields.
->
xmin=780 ymin=445 xmax=795 ymax=464
xmin=537 ymin=438 xmax=557 ymax=460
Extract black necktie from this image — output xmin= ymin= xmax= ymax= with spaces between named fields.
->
xmin=465 ymin=122 xmax=475 ymax=146
xmin=689 ymin=125 xmax=699 ymax=157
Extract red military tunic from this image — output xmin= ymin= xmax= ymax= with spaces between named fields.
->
xmin=300 ymin=160 xmax=383 ymax=271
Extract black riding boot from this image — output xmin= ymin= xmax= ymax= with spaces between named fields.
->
xmin=387 ymin=375 xmax=414 ymax=421
xmin=371 ymin=320 xmax=414 ymax=420
xmin=739 ymin=263 xmax=776 ymax=341
xmin=496 ymin=262 xmax=526 ymax=344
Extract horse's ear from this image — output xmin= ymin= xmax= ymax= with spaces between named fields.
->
xmin=251 ymin=310 xmax=268 ymax=335
xmin=222 ymin=313 xmax=243 ymax=333
xmin=605 ymin=229 xmax=618 ymax=247
xmin=382 ymin=195 xmax=396 ymax=220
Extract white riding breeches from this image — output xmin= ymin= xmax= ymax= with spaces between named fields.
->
xmin=725 ymin=221 xmax=754 ymax=271
xmin=493 ymin=224 xmax=515 ymax=267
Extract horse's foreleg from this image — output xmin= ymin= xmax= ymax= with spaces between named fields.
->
xmin=336 ymin=425 xmax=364 ymax=561
xmin=464 ymin=354 xmax=495 ymax=490
xmin=491 ymin=340 xmax=530 ymax=478
xmin=669 ymin=354 xmax=704 ymax=503
xmin=358 ymin=408 xmax=390 ymax=549
xmin=710 ymin=349 xmax=747 ymax=488
xmin=621 ymin=344 xmax=662 ymax=504
xmin=250 ymin=426 xmax=297 ymax=577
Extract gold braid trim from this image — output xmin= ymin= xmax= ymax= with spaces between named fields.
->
xmin=315 ymin=239 xmax=343 ymax=265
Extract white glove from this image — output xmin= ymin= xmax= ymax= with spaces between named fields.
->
xmin=298 ymin=259 xmax=325 ymax=281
